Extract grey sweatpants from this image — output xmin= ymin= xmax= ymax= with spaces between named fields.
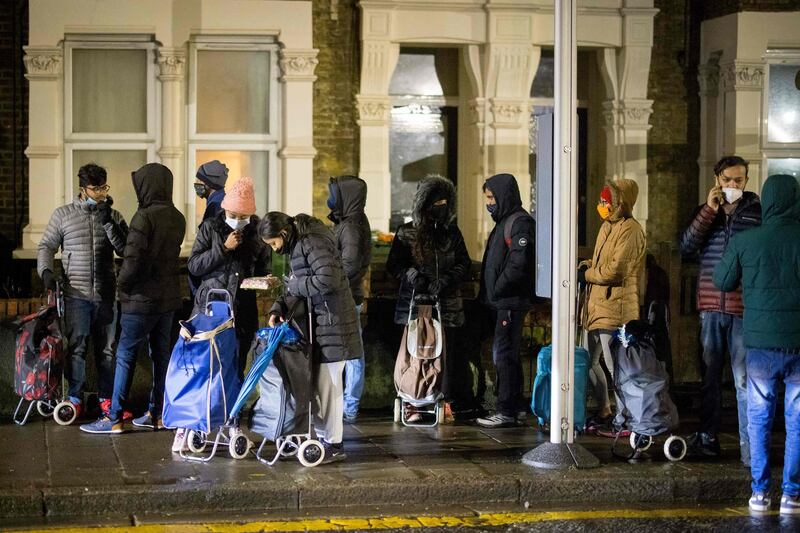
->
xmin=313 ymin=361 xmax=345 ymax=445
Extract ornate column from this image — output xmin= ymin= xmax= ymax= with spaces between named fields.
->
xmin=596 ymin=4 xmax=658 ymax=227
xmin=21 ymin=46 xmax=63 ymax=251
xmin=483 ymin=40 xmax=540 ymax=224
xmin=356 ymin=30 xmax=399 ymax=231
xmin=156 ymin=47 xmax=187 ymax=238
xmin=697 ymin=57 xmax=720 ymax=200
xmin=719 ymin=60 xmax=765 ymax=191
xmin=279 ymin=48 xmax=319 ymax=215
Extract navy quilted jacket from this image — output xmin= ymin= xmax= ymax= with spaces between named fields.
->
xmin=679 ymin=192 xmax=761 ymax=315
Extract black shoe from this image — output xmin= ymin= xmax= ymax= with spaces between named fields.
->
xmin=686 ymin=432 xmax=722 ymax=459
xmin=320 ymin=441 xmax=346 ymax=464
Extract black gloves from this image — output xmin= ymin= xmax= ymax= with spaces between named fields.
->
xmin=577 ymin=263 xmax=588 ymax=285
xmin=41 ymin=269 xmax=57 ymax=292
xmin=97 ymin=201 xmax=113 ymax=225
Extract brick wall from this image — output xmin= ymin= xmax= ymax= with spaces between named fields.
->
xmin=646 ymin=0 xmax=701 ymax=249
xmin=311 ymin=0 xmax=361 ymax=219
xmin=0 ymin=0 xmax=28 ymax=274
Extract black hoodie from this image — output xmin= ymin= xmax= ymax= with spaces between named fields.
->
xmin=479 ymin=173 xmax=536 ymax=311
xmin=329 ymin=176 xmax=372 ymax=305
xmin=118 ymin=163 xmax=187 ymax=314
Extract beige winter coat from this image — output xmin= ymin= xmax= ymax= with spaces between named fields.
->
xmin=584 ymin=179 xmax=646 ymax=331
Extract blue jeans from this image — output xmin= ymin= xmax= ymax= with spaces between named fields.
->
xmin=747 ymin=348 xmax=800 ymax=496
xmin=63 ymin=297 xmax=117 ymax=403
xmin=699 ymin=311 xmax=749 ymax=454
xmin=343 ymin=304 xmax=365 ymax=418
xmin=109 ymin=311 xmax=174 ymax=422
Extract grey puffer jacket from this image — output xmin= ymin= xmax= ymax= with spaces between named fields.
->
xmin=270 ymin=215 xmax=363 ymax=363
xmin=37 ymin=197 xmax=128 ymax=301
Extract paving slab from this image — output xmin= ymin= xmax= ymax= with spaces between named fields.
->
xmin=0 ymin=412 xmax=786 ymax=524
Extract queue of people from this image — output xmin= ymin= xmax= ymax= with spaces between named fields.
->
xmin=36 ymin=156 xmax=799 ymax=513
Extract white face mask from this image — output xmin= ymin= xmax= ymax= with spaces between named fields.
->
xmin=722 ymin=187 xmax=743 ymax=204
xmin=225 ymin=217 xmax=249 ymax=231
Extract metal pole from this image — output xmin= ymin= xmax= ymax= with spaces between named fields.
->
xmin=550 ymin=0 xmax=578 ymax=445
xmin=522 ymin=0 xmax=598 ymax=469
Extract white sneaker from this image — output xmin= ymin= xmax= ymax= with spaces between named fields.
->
xmin=780 ymin=494 xmax=800 ymax=515
xmin=172 ymin=428 xmax=188 ymax=453
xmin=749 ymin=492 xmax=771 ymax=513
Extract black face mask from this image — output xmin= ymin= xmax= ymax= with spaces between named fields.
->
xmin=194 ymin=183 xmax=209 ymax=199
xmin=429 ymin=204 xmax=448 ymax=224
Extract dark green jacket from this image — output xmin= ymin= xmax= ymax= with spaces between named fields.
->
xmin=714 ymin=174 xmax=800 ymax=350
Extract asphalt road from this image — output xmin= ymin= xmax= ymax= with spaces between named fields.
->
xmin=4 ymin=505 xmax=798 ymax=533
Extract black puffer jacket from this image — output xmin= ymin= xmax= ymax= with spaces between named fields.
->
xmin=270 ymin=215 xmax=362 ymax=363
xmin=329 ymin=176 xmax=372 ymax=305
xmin=118 ymin=163 xmax=186 ymax=315
xmin=479 ymin=173 xmax=536 ymax=312
xmin=386 ymin=176 xmax=471 ymax=328
xmin=188 ymin=212 xmax=272 ymax=333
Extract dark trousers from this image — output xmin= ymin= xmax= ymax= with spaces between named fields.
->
xmin=491 ymin=309 xmax=526 ymax=416
xmin=110 ymin=311 xmax=174 ymax=421
xmin=442 ymin=327 xmax=477 ymax=408
xmin=63 ymin=297 xmax=117 ymax=402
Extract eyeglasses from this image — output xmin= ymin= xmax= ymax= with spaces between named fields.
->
xmin=84 ymin=184 xmax=110 ymax=193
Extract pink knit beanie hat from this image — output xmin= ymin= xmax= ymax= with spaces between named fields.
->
xmin=221 ymin=177 xmax=256 ymax=216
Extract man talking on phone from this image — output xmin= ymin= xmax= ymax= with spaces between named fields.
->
xmin=680 ymin=156 xmax=761 ymax=465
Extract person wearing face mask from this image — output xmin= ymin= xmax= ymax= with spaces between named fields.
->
xmin=386 ymin=175 xmax=474 ymax=423
xmin=194 ymin=160 xmax=229 ymax=222
xmin=190 ymin=160 xmax=230 ymax=297
xmin=37 ymin=163 xmax=129 ymax=423
xmin=579 ymin=180 xmax=646 ymax=438
xmin=188 ymin=177 xmax=272 ymax=380
xmin=680 ymin=155 xmax=761 ymax=464
xmin=327 ymin=175 xmax=372 ymax=423
xmin=476 ymin=173 xmax=536 ymax=428
xmin=259 ymin=211 xmax=362 ymax=463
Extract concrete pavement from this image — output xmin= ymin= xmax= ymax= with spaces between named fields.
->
xmin=0 ymin=412 xmax=783 ymax=527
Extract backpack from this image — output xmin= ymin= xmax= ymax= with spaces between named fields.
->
xmin=503 ymin=211 xmax=527 ymax=248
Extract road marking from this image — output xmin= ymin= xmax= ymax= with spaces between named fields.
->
xmin=7 ymin=506 xmax=773 ymax=533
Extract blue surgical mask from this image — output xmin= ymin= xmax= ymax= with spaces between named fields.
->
xmin=85 ymin=196 xmax=97 ymax=206
xmin=327 ymin=197 xmax=336 ymax=210
xmin=226 ymin=217 xmax=249 ymax=231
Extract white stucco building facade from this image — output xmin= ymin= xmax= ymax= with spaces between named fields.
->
xmin=357 ymin=0 xmax=658 ymax=257
xmin=21 ymin=0 xmax=317 ymax=254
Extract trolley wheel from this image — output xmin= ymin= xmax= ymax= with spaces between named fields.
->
xmin=187 ymin=430 xmax=207 ymax=454
xmin=393 ymin=398 xmax=401 ymax=423
xmin=436 ymin=401 xmax=445 ymax=424
xmin=53 ymin=401 xmax=77 ymax=426
xmin=298 ymin=439 xmax=325 ymax=467
xmin=229 ymin=434 xmax=251 ymax=459
xmin=664 ymin=435 xmax=687 ymax=462
xmin=37 ymin=400 xmax=55 ymax=418
xmin=278 ymin=436 xmax=299 ymax=457
xmin=630 ymin=432 xmax=653 ymax=452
